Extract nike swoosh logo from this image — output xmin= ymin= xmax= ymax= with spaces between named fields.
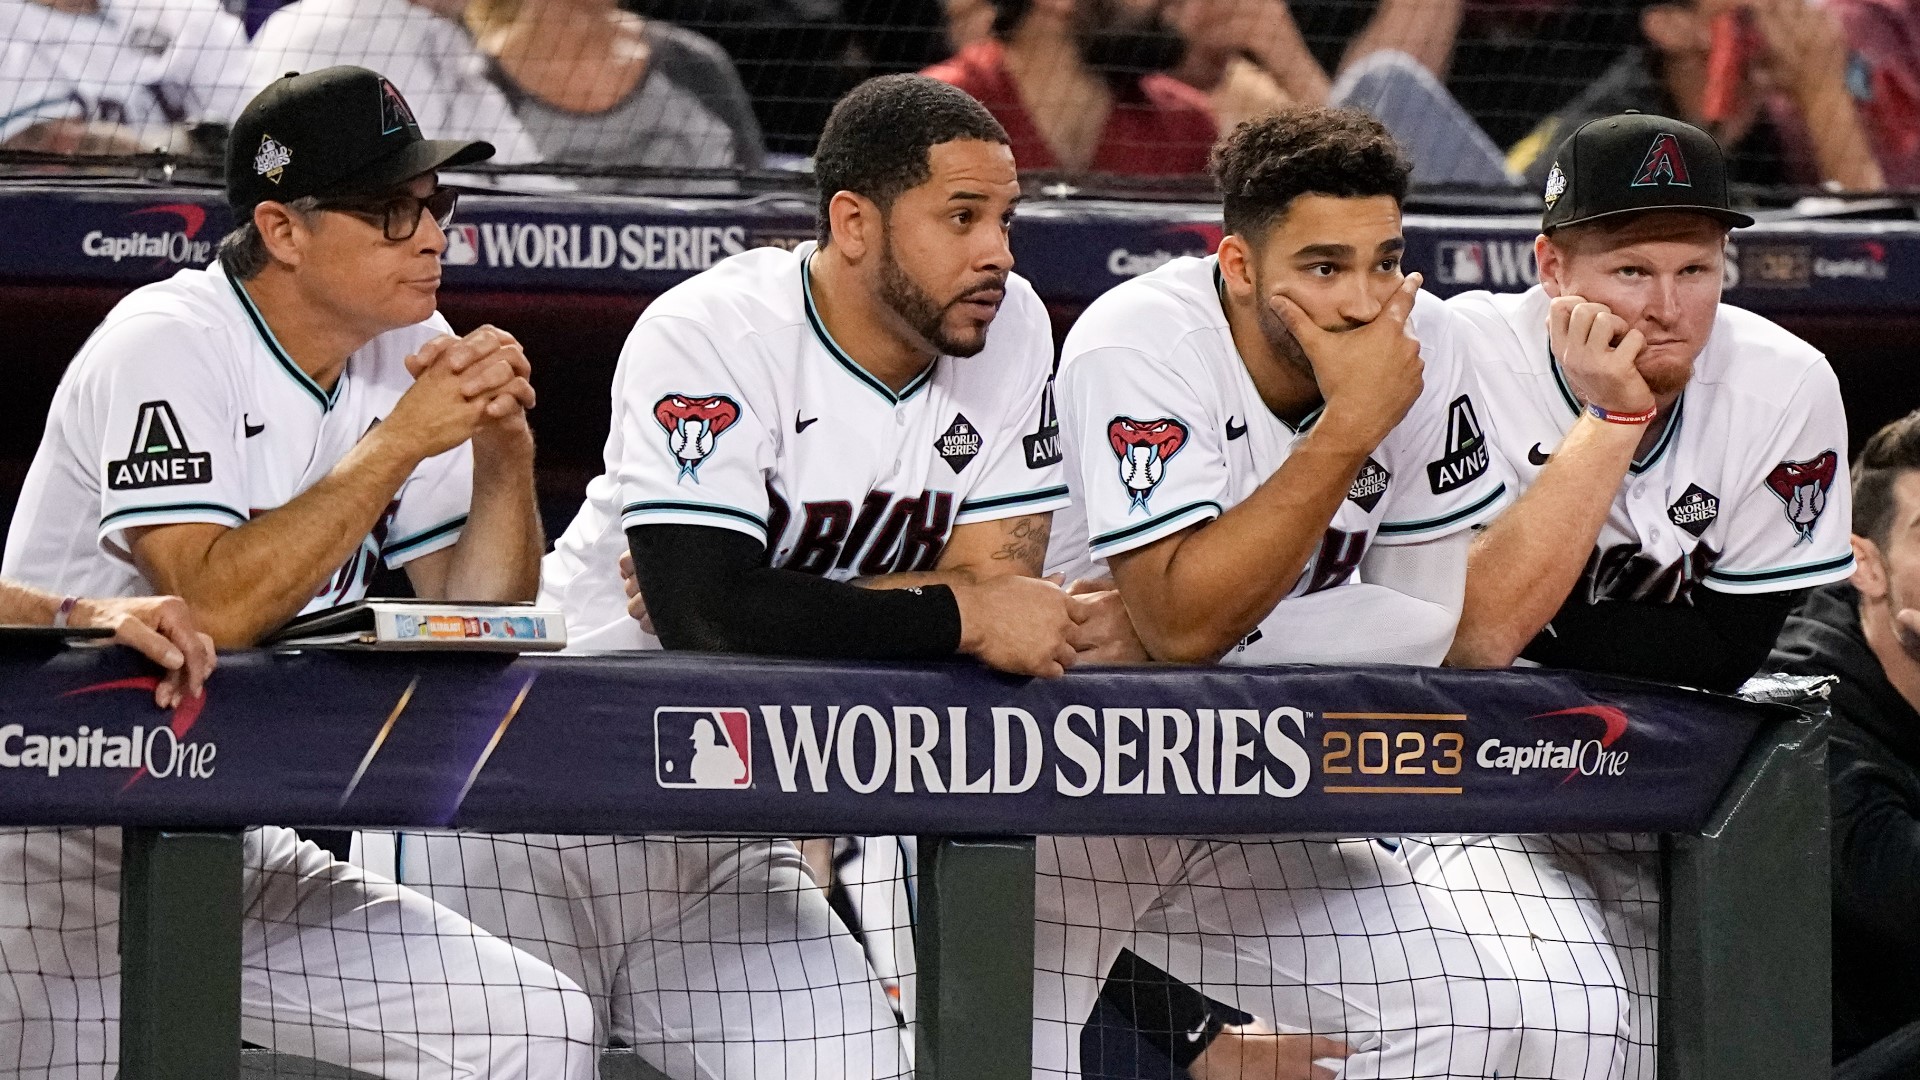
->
xmin=795 ymin=413 xmax=819 ymax=433
xmin=1527 ymin=442 xmax=1551 ymax=466
xmin=1226 ymin=418 xmax=1248 ymax=441
xmin=244 ymin=416 xmax=266 ymax=438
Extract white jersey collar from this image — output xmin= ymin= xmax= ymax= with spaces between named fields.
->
xmin=797 ymin=244 xmax=937 ymax=407
xmin=217 ymin=261 xmax=341 ymax=412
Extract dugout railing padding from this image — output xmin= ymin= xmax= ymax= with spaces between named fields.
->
xmin=0 ymin=649 xmax=1832 ymax=1079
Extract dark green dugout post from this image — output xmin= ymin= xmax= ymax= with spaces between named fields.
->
xmin=917 ymin=836 xmax=1035 ymax=1080
xmin=1664 ymin=696 xmax=1831 ymax=1080
xmin=120 ymin=828 xmax=244 ymax=1080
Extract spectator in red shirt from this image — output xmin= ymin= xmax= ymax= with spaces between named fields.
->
xmin=922 ymin=0 xmax=1218 ymax=175
xmin=1821 ymin=0 xmax=1920 ymax=188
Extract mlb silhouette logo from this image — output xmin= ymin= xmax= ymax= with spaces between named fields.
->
xmin=1435 ymin=241 xmax=1486 ymax=285
xmin=442 ymin=224 xmax=480 ymax=266
xmin=654 ymin=707 xmax=752 ymax=789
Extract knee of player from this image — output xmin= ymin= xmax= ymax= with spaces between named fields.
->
xmin=477 ymin=968 xmax=599 ymax=1075
xmin=545 ymin=974 xmax=598 ymax=1047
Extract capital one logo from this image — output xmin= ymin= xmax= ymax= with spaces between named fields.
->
xmin=1475 ymin=704 xmax=1630 ymax=782
xmin=655 ymin=707 xmax=752 ymax=789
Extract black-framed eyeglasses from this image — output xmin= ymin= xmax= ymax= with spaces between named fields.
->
xmin=315 ymin=186 xmax=460 ymax=242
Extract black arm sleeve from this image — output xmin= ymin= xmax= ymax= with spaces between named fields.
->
xmin=627 ymin=523 xmax=962 ymax=659
xmin=1097 ymin=949 xmax=1252 ymax=1068
xmin=1519 ymin=587 xmax=1805 ymax=692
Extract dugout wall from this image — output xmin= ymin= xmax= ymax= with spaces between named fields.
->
xmin=0 ymin=647 xmax=1831 ymax=1079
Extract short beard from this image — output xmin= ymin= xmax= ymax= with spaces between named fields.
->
xmin=1639 ymin=358 xmax=1694 ymax=398
xmin=1251 ymin=272 xmax=1315 ymax=378
xmin=877 ymin=231 xmax=994 ymax=358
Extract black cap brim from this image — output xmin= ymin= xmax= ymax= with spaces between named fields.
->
xmin=1547 ymin=203 xmax=1755 ymax=233
xmin=317 ymin=137 xmax=495 ymax=199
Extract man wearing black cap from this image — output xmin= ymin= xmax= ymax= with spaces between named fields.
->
xmin=1446 ymin=110 xmax=1852 ymax=687
xmin=0 ymin=67 xmax=591 ymax=1077
xmin=1418 ymin=111 xmax=1854 ymax=1080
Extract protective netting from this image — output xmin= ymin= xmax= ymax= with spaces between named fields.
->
xmin=392 ymin=832 xmax=914 ymax=1080
xmin=1039 ymin=834 xmax=1656 ymax=1080
xmin=0 ymin=824 xmax=599 ymax=1080
xmin=1 ymin=0 xmax=1909 ymax=195
xmin=1 ymin=823 xmax=1662 ymax=1079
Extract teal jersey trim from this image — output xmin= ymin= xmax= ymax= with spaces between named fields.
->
xmin=227 ymin=270 xmax=339 ymax=411
xmin=1706 ymin=553 xmax=1855 ymax=586
xmin=801 ymin=257 xmax=935 ymax=406
xmin=1090 ymin=500 xmax=1223 ymax=551
xmin=958 ymin=486 xmax=1071 ymax=515
xmin=623 ymin=500 xmax=769 ymax=534
xmin=1378 ymin=483 xmax=1508 ymax=536
xmin=101 ymin=501 xmax=249 ymax=529
xmin=383 ymin=515 xmax=468 ymax=559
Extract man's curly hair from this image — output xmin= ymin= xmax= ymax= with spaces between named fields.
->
xmin=1210 ymin=108 xmax=1412 ymax=241
xmin=814 ymin=75 xmax=1009 ymax=245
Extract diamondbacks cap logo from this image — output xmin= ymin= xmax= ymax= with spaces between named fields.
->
xmin=1631 ymin=133 xmax=1693 ymax=188
xmin=654 ymin=394 xmax=740 ymax=482
xmin=1667 ymin=483 xmax=1719 ymax=537
xmin=1765 ymin=451 xmax=1839 ymax=543
xmin=1348 ymin=457 xmax=1391 ymax=512
xmin=1543 ymin=162 xmax=1568 ymax=208
xmin=936 ymin=413 xmax=983 ymax=473
xmin=1427 ymin=396 xmax=1490 ymax=494
xmin=378 ymin=78 xmax=417 ymax=136
xmin=1024 ymin=380 xmax=1062 ymax=469
xmin=654 ymin=707 xmax=751 ymax=789
xmin=254 ymin=134 xmax=291 ymax=183
xmin=1108 ymin=416 xmax=1188 ymax=512
xmin=108 ymin=401 xmax=212 ymax=490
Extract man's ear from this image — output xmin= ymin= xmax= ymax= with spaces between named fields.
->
xmin=254 ymin=201 xmax=307 ymax=269
xmin=826 ymin=190 xmax=878 ymax=261
xmin=1216 ymin=234 xmax=1256 ymax=301
xmin=1852 ymin=534 xmax=1890 ymax=600
xmin=1535 ymin=233 xmax=1566 ymax=298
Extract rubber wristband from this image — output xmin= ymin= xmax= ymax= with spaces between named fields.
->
xmin=52 ymin=596 xmax=78 ymax=628
xmin=1586 ymin=402 xmax=1658 ymax=425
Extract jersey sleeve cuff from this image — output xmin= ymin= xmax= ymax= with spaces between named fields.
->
xmin=1087 ymin=500 xmax=1223 ymax=561
xmin=1373 ymin=483 xmax=1509 ymax=545
xmin=98 ymin=501 xmax=249 ymax=546
xmin=1702 ymin=552 xmax=1855 ymax=594
xmin=621 ymin=500 xmax=769 ymax=545
xmin=382 ymin=514 xmax=468 ymax=568
xmin=954 ymin=485 xmax=1072 ymax=525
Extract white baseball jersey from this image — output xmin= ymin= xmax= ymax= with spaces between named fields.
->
xmin=1453 ymin=284 xmax=1854 ymax=603
xmin=540 ymin=240 xmax=1069 ymax=650
xmin=2 ymin=260 xmax=473 ymax=609
xmin=0 ymin=263 xmax=593 ymax=1078
xmin=1050 ymin=255 xmax=1509 ymax=654
xmin=0 ymin=0 xmax=250 ymax=145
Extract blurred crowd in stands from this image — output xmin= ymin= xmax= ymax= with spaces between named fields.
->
xmin=1 ymin=0 xmax=1915 ymax=190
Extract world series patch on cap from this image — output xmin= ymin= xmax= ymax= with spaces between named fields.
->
xmin=225 ymin=65 xmax=494 ymax=220
xmin=1540 ymin=112 xmax=1754 ymax=234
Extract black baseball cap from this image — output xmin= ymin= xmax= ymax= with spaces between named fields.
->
xmin=1539 ymin=112 xmax=1754 ymax=234
xmin=226 ymin=66 xmax=494 ymax=220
